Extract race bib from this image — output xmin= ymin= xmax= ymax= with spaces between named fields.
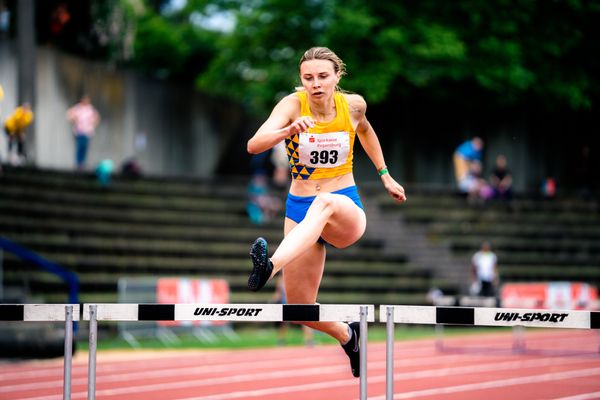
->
xmin=298 ymin=131 xmax=350 ymax=168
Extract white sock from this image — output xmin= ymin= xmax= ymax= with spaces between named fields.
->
xmin=341 ymin=324 xmax=353 ymax=345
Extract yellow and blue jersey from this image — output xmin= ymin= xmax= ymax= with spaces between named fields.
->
xmin=286 ymin=91 xmax=356 ymax=180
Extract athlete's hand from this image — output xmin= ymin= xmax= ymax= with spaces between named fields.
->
xmin=286 ymin=116 xmax=315 ymax=136
xmin=381 ymin=174 xmax=406 ymax=203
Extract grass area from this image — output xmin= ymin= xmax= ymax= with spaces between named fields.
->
xmin=78 ymin=324 xmax=512 ymax=351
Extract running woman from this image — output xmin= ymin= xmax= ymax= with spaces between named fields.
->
xmin=246 ymin=47 xmax=406 ymax=377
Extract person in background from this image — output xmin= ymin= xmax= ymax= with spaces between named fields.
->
xmin=271 ymin=140 xmax=290 ymax=189
xmin=0 ymin=83 xmax=3 ymax=170
xmin=490 ymin=154 xmax=513 ymax=201
xmin=67 ymin=95 xmax=100 ymax=170
xmin=453 ymin=136 xmax=484 ymax=190
xmin=470 ymin=241 xmax=499 ymax=297
xmin=541 ymin=176 xmax=557 ymax=199
xmin=246 ymin=170 xmax=282 ymax=225
xmin=95 ymin=159 xmax=113 ymax=187
xmin=4 ymin=102 xmax=33 ymax=165
xmin=0 ymin=1 xmax=10 ymax=39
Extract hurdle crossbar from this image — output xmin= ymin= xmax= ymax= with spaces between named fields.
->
xmin=84 ymin=303 xmax=373 ymax=400
xmin=0 ymin=304 xmax=80 ymax=322
xmin=380 ymin=305 xmax=599 ymax=329
xmin=83 ymin=303 xmax=375 ymax=322
xmin=380 ymin=305 xmax=600 ymax=400
xmin=0 ymin=304 xmax=80 ymax=400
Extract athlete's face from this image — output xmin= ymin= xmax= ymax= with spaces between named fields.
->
xmin=300 ymin=59 xmax=341 ymax=101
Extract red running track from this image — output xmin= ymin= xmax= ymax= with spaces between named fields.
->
xmin=1 ymin=329 xmax=599 ymax=400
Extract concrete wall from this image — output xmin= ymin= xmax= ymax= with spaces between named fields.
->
xmin=0 ymin=41 xmax=245 ymax=177
xmin=2 ymin=40 xmax=595 ymax=192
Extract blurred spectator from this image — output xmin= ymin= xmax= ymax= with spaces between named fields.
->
xmin=541 ymin=176 xmax=557 ymax=199
xmin=3 ymin=103 xmax=34 ymax=165
xmin=246 ymin=171 xmax=282 ymax=225
xmin=0 ymin=1 xmax=10 ymax=38
xmin=453 ymin=136 xmax=484 ymax=188
xmin=458 ymin=161 xmax=493 ymax=203
xmin=490 ymin=154 xmax=513 ymax=201
xmin=271 ymin=141 xmax=290 ymax=189
xmin=426 ymin=287 xmax=445 ymax=305
xmin=67 ymin=95 xmax=101 ymax=170
xmin=121 ymin=157 xmax=143 ymax=178
xmin=95 ymin=159 xmax=113 ymax=187
xmin=470 ymin=241 xmax=499 ymax=297
xmin=49 ymin=2 xmax=71 ymax=41
xmin=0 ymin=83 xmax=3 ymax=170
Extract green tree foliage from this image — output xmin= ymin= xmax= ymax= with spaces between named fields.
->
xmin=130 ymin=0 xmax=600 ymax=114
xmin=129 ymin=0 xmax=221 ymax=80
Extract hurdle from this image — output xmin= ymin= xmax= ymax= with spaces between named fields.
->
xmin=0 ymin=304 xmax=80 ymax=400
xmin=380 ymin=304 xmax=600 ymax=400
xmin=83 ymin=303 xmax=374 ymax=400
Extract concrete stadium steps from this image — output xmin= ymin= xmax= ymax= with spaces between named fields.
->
xmin=0 ymin=166 xmax=426 ymax=305
xmin=0 ymin=216 xmax=284 ymax=243
xmin=454 ymin=250 xmax=600 ymax=267
xmin=2 ymin=253 xmax=423 ymax=281
xmin=2 ymin=269 xmax=430 ymax=295
xmin=0 ymin=184 xmax=250 ymax=213
xmin=375 ymin=189 xmax=600 ymax=293
xmin=389 ymin=206 xmax=600 ymax=226
xmin=3 ymin=259 xmax=431 ymax=306
xmin=379 ymin=192 xmax=600 ymax=214
xmin=0 ymin=199 xmax=259 ymax=227
xmin=448 ymin=237 xmax=600 ymax=257
xmin=428 ymin=222 xmax=600 ymax=241
xmin=0 ymin=234 xmax=405 ymax=262
xmin=0 ymin=167 xmax=253 ymax=197
xmin=499 ymin=265 xmax=600 ymax=282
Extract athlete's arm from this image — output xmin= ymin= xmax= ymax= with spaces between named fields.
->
xmin=351 ymin=95 xmax=407 ymax=203
xmin=247 ymin=94 xmax=313 ymax=154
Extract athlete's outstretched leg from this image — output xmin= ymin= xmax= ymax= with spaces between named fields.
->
xmin=247 ymin=193 xmax=365 ymax=292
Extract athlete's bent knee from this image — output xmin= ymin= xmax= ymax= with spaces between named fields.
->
xmin=313 ymin=193 xmax=337 ymax=212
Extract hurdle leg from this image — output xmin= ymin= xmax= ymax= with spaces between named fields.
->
xmin=88 ymin=305 xmax=98 ymax=400
xmin=512 ymin=325 xmax=526 ymax=353
xmin=435 ymin=324 xmax=445 ymax=351
xmin=359 ymin=305 xmax=368 ymax=400
xmin=385 ymin=306 xmax=394 ymax=400
xmin=63 ymin=305 xmax=73 ymax=400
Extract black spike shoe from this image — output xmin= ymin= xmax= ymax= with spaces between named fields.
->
xmin=341 ymin=322 xmax=361 ymax=377
xmin=248 ymin=237 xmax=273 ymax=292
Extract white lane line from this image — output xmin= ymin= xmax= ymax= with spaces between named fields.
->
xmin=367 ymin=367 xmax=600 ymax=400
xmin=176 ymin=364 xmax=600 ymax=400
xmin=0 ymin=342 xmax=473 ymax=386
xmin=2 ymin=344 xmax=570 ymax=394
xmin=15 ymin=354 xmax=598 ymax=399
xmin=553 ymin=391 xmax=600 ymax=400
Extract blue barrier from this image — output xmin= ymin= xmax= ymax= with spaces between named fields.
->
xmin=0 ymin=236 xmax=79 ymax=306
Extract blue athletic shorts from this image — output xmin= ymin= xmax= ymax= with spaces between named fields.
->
xmin=285 ymin=185 xmax=364 ymax=224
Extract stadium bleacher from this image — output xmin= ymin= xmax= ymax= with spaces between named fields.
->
xmin=377 ymin=187 xmax=600 ymax=295
xmin=1 ymin=166 xmax=598 ymax=306
xmin=0 ymin=166 xmax=427 ymax=306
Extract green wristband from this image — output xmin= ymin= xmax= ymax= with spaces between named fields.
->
xmin=378 ymin=168 xmax=389 ymax=176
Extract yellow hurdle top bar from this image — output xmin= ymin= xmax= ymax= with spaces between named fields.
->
xmin=84 ymin=303 xmax=375 ymax=322
xmin=380 ymin=305 xmax=600 ymax=329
